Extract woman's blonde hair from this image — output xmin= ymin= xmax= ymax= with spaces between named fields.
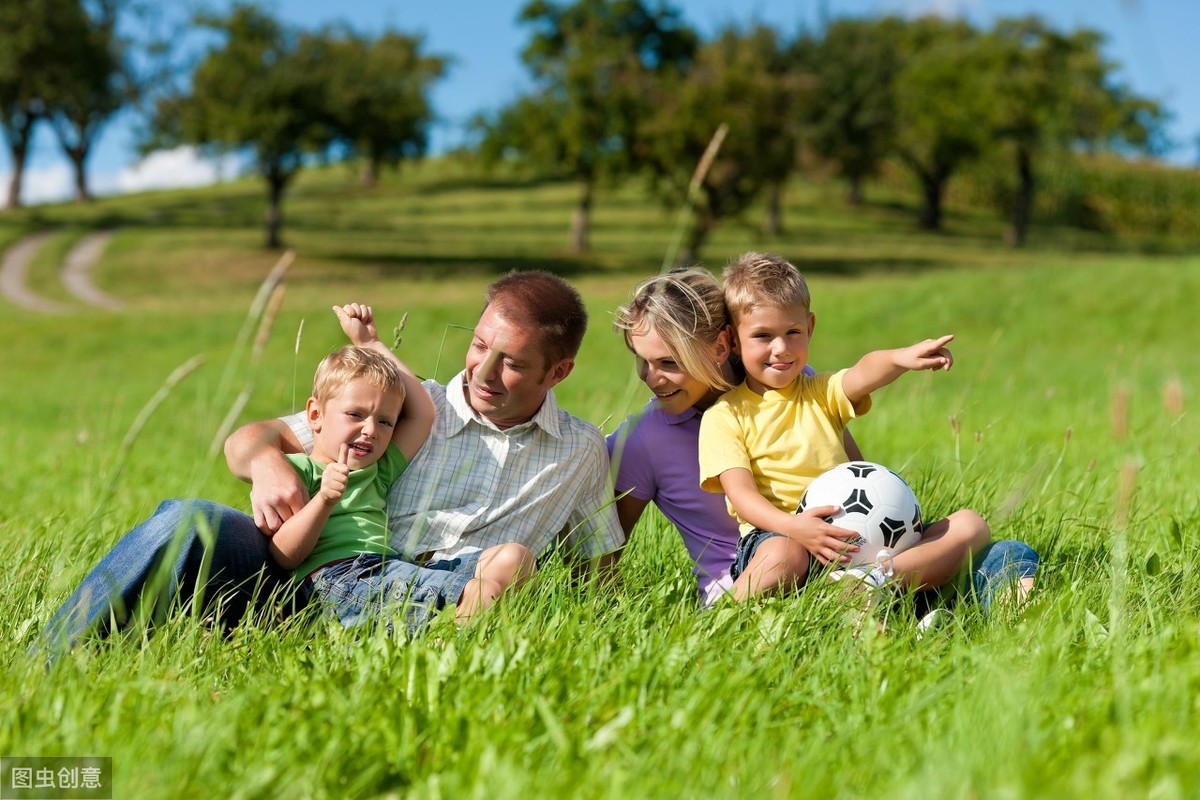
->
xmin=612 ymin=268 xmax=732 ymax=392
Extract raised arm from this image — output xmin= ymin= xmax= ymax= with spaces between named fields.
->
xmin=224 ymin=417 xmax=309 ymax=534
xmin=333 ymin=303 xmax=435 ymax=461
xmin=840 ymin=334 xmax=954 ymax=406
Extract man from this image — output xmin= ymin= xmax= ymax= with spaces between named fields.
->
xmin=42 ymin=272 xmax=624 ymax=650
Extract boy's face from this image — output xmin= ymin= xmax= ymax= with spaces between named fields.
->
xmin=733 ymin=301 xmax=815 ymax=395
xmin=307 ymin=378 xmax=405 ymax=470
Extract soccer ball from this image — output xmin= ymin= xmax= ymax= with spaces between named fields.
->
xmin=797 ymin=461 xmax=923 ymax=566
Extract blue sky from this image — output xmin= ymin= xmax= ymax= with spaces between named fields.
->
xmin=3 ymin=0 xmax=1197 ymax=204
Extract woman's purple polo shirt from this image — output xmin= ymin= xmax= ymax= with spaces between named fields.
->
xmin=607 ymin=400 xmax=738 ymax=605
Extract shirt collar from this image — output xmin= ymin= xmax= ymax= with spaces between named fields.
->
xmin=445 ymin=370 xmax=563 ymax=438
xmin=661 ymin=403 xmax=701 ymax=426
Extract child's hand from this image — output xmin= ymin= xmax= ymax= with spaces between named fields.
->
xmin=333 ymin=303 xmax=380 ymax=347
xmin=896 ymin=334 xmax=954 ymax=372
xmin=319 ymin=444 xmax=350 ymax=505
xmin=786 ymin=505 xmax=861 ymax=565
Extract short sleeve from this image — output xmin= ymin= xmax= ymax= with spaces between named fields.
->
xmin=826 ymin=369 xmax=871 ymax=424
xmin=280 ymin=411 xmax=313 ymax=453
xmin=697 ymin=401 xmax=750 ymax=494
xmin=606 ymin=417 xmax=656 ymax=502
xmin=374 ymin=443 xmax=409 ymax=489
xmin=562 ymin=432 xmax=626 ymax=558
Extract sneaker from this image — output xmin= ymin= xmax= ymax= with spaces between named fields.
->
xmin=828 ymin=562 xmax=894 ymax=624
xmin=828 ymin=564 xmax=891 ymax=591
xmin=915 ymin=608 xmax=951 ymax=641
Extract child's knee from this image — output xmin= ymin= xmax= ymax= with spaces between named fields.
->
xmin=946 ymin=508 xmax=991 ymax=550
xmin=479 ymin=543 xmax=537 ymax=585
xmin=754 ymin=537 xmax=810 ymax=579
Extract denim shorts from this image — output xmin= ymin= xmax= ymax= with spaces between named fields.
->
xmin=971 ymin=539 xmax=1040 ymax=612
xmin=729 ymin=529 xmax=785 ymax=582
xmin=306 ymin=550 xmax=482 ymax=635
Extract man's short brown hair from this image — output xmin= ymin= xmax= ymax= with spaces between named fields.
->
xmin=485 ymin=271 xmax=588 ymax=366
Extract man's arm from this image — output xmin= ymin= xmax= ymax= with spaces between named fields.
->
xmin=224 ymin=418 xmax=308 ymax=534
xmin=840 ymin=335 xmax=954 ymax=405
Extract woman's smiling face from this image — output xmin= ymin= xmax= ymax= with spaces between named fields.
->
xmin=629 ymin=324 xmax=724 ymax=415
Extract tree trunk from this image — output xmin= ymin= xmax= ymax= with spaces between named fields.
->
xmin=570 ymin=181 xmax=593 ymax=254
xmin=361 ymin=158 xmax=379 ymax=188
xmin=5 ymin=147 xmax=26 ymax=209
xmin=1006 ymin=145 xmax=1033 ymax=248
xmin=763 ymin=181 xmax=782 ymax=236
xmin=847 ymin=174 xmax=864 ymax=206
xmin=265 ymin=170 xmax=287 ymax=249
xmin=70 ymin=148 xmax=90 ymax=203
xmin=678 ymin=211 xmax=715 ymax=268
xmin=918 ymin=170 xmax=945 ymax=230
xmin=3 ymin=116 xmax=34 ymax=210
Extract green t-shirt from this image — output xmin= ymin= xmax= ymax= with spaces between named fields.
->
xmin=285 ymin=444 xmax=408 ymax=579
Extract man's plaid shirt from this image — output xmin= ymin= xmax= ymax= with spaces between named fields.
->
xmin=287 ymin=370 xmax=625 ymax=562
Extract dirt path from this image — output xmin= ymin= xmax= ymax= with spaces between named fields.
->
xmin=0 ymin=232 xmax=68 ymax=314
xmin=1 ymin=229 xmax=123 ymax=313
xmin=62 ymin=230 xmax=123 ymax=311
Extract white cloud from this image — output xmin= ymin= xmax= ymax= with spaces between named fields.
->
xmin=3 ymin=162 xmax=75 ymax=205
xmin=898 ymin=0 xmax=982 ymax=18
xmin=115 ymin=146 xmax=240 ymax=193
xmin=0 ymin=146 xmax=241 ymax=206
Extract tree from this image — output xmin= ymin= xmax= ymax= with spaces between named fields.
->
xmin=891 ymin=17 xmax=993 ymax=231
xmin=0 ymin=0 xmax=83 ymax=208
xmin=637 ymin=26 xmax=802 ymax=266
xmin=792 ymin=17 xmax=902 ymax=206
xmin=982 ymin=17 xmax=1166 ymax=246
xmin=483 ymin=0 xmax=697 ymax=253
xmin=44 ymin=0 xmax=135 ymax=203
xmin=746 ymin=24 xmax=809 ymax=237
xmin=148 ymin=5 xmax=331 ymax=248
xmin=321 ymin=29 xmax=449 ymax=187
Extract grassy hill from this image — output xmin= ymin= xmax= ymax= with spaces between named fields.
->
xmin=2 ymin=159 xmax=1199 ymax=798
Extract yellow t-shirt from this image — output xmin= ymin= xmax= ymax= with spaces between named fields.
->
xmin=697 ymin=369 xmax=870 ymax=534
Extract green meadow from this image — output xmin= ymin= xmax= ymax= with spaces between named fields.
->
xmin=2 ymin=160 xmax=1199 ymax=798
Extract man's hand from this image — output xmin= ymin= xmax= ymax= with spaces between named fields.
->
xmin=333 ymin=303 xmax=380 ymax=347
xmin=783 ymin=505 xmax=861 ymax=566
xmin=250 ymin=457 xmax=310 ymax=534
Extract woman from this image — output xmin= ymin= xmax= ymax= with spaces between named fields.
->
xmin=605 ymin=268 xmax=1038 ymax=609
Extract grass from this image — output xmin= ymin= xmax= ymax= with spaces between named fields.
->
xmin=2 ymin=159 xmax=1200 ymax=798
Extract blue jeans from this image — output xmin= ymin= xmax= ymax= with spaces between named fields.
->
xmin=39 ymin=499 xmax=298 ymax=653
xmin=971 ymin=539 xmax=1040 ymax=613
xmin=306 ymin=550 xmax=481 ymax=635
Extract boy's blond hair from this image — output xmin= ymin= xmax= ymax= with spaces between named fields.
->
xmin=722 ymin=252 xmax=811 ymax=322
xmin=613 ymin=267 xmax=732 ymax=393
xmin=312 ymin=346 xmax=405 ymax=405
